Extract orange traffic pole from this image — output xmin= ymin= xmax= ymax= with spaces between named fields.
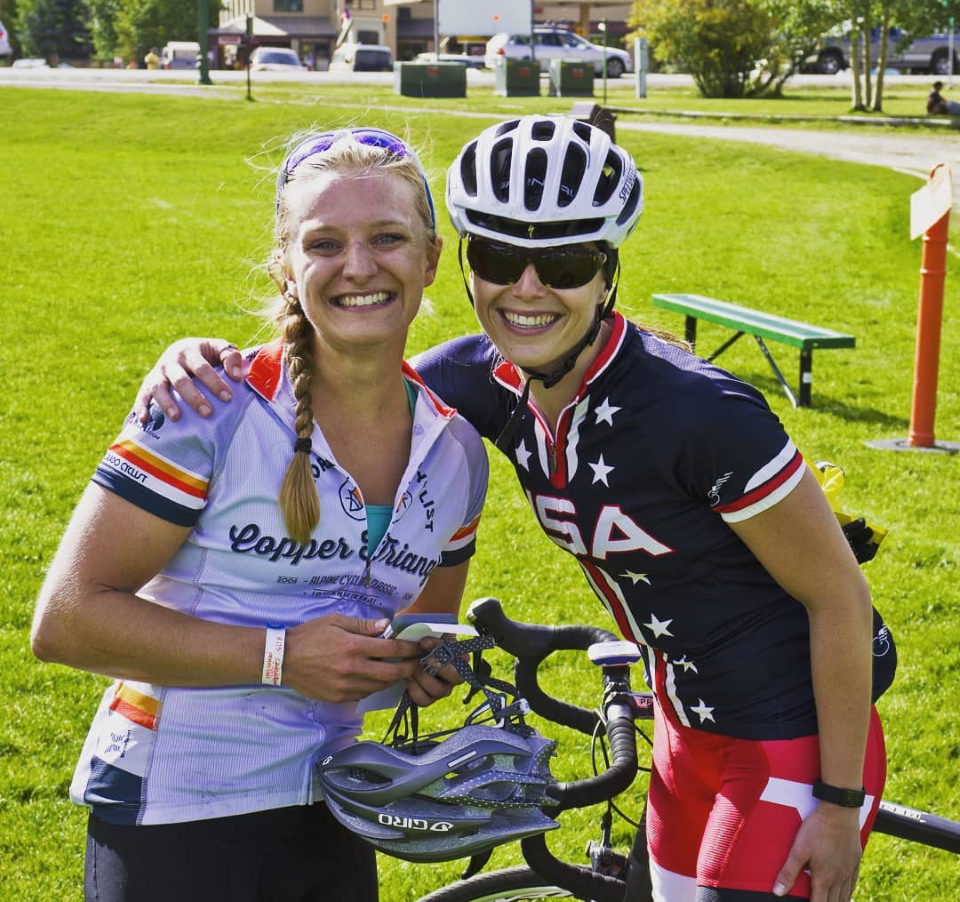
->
xmin=908 ymin=207 xmax=950 ymax=447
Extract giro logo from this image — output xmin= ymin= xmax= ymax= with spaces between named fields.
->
xmin=339 ymin=480 xmax=365 ymax=520
xmin=378 ymin=814 xmax=453 ymax=833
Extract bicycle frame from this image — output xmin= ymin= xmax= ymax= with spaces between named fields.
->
xmin=419 ymin=597 xmax=960 ymax=902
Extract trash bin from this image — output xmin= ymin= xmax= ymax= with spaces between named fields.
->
xmin=394 ymin=62 xmax=467 ymax=98
xmin=547 ymin=58 xmax=594 ymax=97
xmin=570 ymin=101 xmax=616 ymax=141
xmin=493 ymin=57 xmax=540 ymax=97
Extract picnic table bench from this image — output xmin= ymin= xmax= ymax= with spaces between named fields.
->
xmin=651 ymin=293 xmax=856 ymax=408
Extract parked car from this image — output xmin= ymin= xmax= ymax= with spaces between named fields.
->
xmin=249 ymin=47 xmax=307 ymax=72
xmin=161 ymin=41 xmax=200 ymax=70
xmin=485 ymin=27 xmax=633 ymax=78
xmin=808 ymin=28 xmax=960 ymax=76
xmin=11 ymin=58 xmax=49 ymax=68
xmin=329 ymin=43 xmax=393 ymax=73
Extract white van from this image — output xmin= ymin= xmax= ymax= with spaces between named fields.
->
xmin=161 ymin=41 xmax=200 ymax=70
xmin=329 ymin=43 xmax=393 ymax=73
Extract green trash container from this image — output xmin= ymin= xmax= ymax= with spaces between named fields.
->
xmin=394 ymin=61 xmax=467 ymax=98
xmin=493 ymin=57 xmax=540 ymax=97
xmin=547 ymin=58 xmax=594 ymax=97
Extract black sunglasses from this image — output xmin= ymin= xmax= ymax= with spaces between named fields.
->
xmin=466 ymin=238 xmax=606 ymax=290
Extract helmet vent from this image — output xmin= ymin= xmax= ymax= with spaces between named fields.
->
xmin=558 ymin=144 xmax=587 ymax=208
xmin=495 ymin=119 xmax=521 ymax=138
xmin=593 ymin=152 xmax=623 ymax=206
xmin=524 ymin=148 xmax=548 ymax=211
xmin=459 ymin=143 xmax=478 ymax=198
xmin=572 ymin=121 xmax=593 ymax=143
xmin=490 ymin=138 xmax=514 ymax=203
xmin=616 ymin=177 xmax=642 ymax=226
xmin=530 ymin=119 xmax=556 ymax=141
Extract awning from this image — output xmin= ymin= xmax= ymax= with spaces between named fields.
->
xmin=211 ymin=15 xmax=336 ymax=39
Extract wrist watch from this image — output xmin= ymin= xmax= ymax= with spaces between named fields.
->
xmin=812 ymin=779 xmax=866 ymax=808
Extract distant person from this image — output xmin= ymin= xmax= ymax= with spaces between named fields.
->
xmin=144 ymin=47 xmax=160 ymax=69
xmin=927 ymin=81 xmax=960 ymax=115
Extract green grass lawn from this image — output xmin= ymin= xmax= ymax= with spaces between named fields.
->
xmin=1 ymin=85 xmax=957 ymax=900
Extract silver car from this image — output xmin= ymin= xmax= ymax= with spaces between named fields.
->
xmin=810 ymin=29 xmax=960 ymax=76
xmin=485 ymin=28 xmax=633 ymax=78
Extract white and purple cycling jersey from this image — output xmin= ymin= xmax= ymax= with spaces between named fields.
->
xmin=71 ymin=340 xmax=488 ymax=825
xmin=413 ymin=312 xmax=895 ymax=741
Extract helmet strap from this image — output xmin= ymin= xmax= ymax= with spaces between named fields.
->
xmin=494 ymin=260 xmax=620 ymax=454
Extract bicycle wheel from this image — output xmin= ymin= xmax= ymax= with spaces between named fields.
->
xmin=418 ymin=866 xmax=577 ymax=901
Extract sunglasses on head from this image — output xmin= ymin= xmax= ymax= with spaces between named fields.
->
xmin=466 ymin=238 xmax=606 ymax=290
xmin=275 ymin=128 xmax=435 ymax=226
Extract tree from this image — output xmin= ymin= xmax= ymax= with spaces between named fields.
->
xmin=15 ymin=0 xmax=91 ymax=60
xmin=630 ymin=0 xmax=774 ymax=97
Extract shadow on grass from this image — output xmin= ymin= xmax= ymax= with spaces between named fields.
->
xmin=740 ymin=372 xmax=910 ymax=428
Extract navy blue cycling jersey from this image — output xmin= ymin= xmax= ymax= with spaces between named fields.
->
xmin=413 ymin=313 xmax=896 ymax=740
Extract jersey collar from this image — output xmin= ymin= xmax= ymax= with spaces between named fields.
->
xmin=244 ymin=339 xmax=455 ymax=419
xmin=491 ymin=311 xmax=628 ymax=398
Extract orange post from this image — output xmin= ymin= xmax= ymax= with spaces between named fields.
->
xmin=908 ymin=208 xmax=950 ymax=447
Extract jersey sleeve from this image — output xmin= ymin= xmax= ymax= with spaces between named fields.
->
xmin=437 ymin=416 xmax=489 ymax=567
xmin=674 ymin=371 xmax=805 ymax=523
xmin=91 ymin=399 xmax=221 ymax=527
xmin=411 ymin=335 xmax=511 ymax=442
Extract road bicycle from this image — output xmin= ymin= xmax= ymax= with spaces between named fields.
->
xmin=417 ymin=597 xmax=960 ymax=902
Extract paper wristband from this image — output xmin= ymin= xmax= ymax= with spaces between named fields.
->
xmin=262 ymin=625 xmax=285 ymax=686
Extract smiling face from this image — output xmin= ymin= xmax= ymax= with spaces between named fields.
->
xmin=469 ymin=249 xmax=609 ymax=376
xmin=279 ymin=167 xmax=441 ymax=358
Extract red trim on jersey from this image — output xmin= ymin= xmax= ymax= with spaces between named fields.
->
xmin=580 ymin=559 xmax=636 ymax=640
xmin=401 ymin=361 xmax=456 ymax=418
xmin=713 ymin=448 xmax=804 ymax=515
xmin=244 ymin=340 xmax=284 ymax=402
xmin=109 ymin=443 xmax=206 ymax=500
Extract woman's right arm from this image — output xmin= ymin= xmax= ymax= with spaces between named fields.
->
xmin=135 ymin=338 xmax=244 ymax=423
xmin=32 ymin=484 xmax=427 ymax=700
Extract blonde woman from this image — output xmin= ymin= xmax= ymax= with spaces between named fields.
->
xmin=31 ymin=128 xmax=488 ymax=902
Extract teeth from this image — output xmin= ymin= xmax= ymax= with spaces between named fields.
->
xmin=503 ymin=311 xmax=558 ymax=328
xmin=337 ymin=292 xmax=390 ymax=308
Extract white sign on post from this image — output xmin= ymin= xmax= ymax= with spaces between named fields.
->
xmin=910 ymin=164 xmax=954 ymax=239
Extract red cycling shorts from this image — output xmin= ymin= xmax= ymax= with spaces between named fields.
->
xmin=646 ymin=701 xmax=886 ymax=899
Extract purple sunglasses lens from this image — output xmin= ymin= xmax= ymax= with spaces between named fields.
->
xmin=278 ymin=129 xmax=409 ymax=192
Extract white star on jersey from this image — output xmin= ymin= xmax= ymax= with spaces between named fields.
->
xmin=589 ymin=454 xmax=614 ymax=486
xmin=644 ymin=613 xmax=674 ymax=638
xmin=515 ymin=440 xmax=532 ymax=471
xmin=621 ymin=570 xmax=651 ymax=585
xmin=673 ymin=655 xmax=698 ymax=673
xmin=594 ymin=397 xmax=621 ymax=426
xmin=690 ymin=699 xmax=716 ymax=723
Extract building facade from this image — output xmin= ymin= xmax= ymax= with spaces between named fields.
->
xmin=212 ymin=0 xmax=632 ymax=70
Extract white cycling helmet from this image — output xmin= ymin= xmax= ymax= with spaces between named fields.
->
xmin=446 ymin=115 xmax=643 ymax=250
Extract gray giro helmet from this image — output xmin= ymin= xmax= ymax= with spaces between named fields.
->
xmin=317 ymin=723 xmax=559 ymax=862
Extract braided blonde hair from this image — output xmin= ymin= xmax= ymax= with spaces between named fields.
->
xmin=269 ymin=135 xmax=437 ymax=544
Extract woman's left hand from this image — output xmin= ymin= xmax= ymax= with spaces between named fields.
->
xmin=403 ymin=636 xmax=464 ymax=707
xmin=773 ymin=803 xmax=862 ymax=902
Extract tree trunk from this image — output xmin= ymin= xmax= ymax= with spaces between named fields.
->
xmin=850 ymin=27 xmax=864 ymax=110
xmin=873 ymin=3 xmax=892 ymax=111
xmin=863 ymin=15 xmax=873 ymax=110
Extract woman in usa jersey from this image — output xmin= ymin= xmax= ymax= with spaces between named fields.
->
xmin=137 ymin=117 xmax=896 ymax=902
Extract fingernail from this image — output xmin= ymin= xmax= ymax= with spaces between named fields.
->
xmin=166 ymin=408 xmax=179 ymax=420
xmin=773 ymin=883 xmax=787 ymax=897
xmin=231 ymin=367 xmax=243 ymax=379
xmin=219 ymin=391 xmax=232 ymax=401
xmin=374 ymin=618 xmax=390 ymax=632
xmin=199 ymin=404 xmax=211 ymax=417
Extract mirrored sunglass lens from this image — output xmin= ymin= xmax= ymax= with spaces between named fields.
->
xmin=468 ymin=242 xmax=601 ymax=288
xmin=466 ymin=242 xmax=524 ymax=284
xmin=536 ymin=249 xmax=599 ymax=288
